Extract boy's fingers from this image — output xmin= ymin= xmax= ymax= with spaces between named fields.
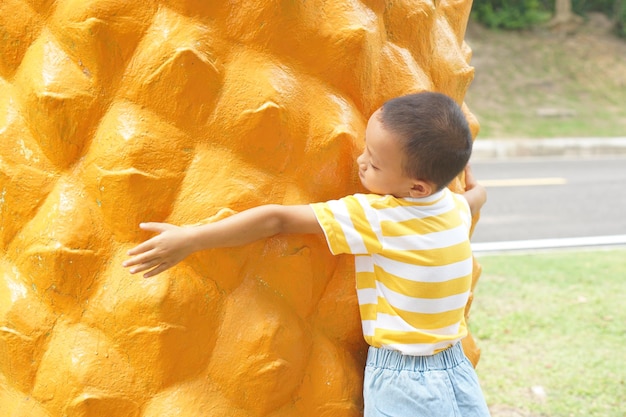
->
xmin=126 ymin=223 xmax=175 ymax=256
xmin=126 ymin=236 xmax=160 ymax=256
xmin=130 ymin=258 xmax=162 ymax=274
xmin=143 ymin=263 xmax=170 ymax=278
xmin=126 ymin=245 xmax=147 ymax=258
xmin=123 ymin=246 xmax=158 ymax=267
xmin=124 ymin=222 xmax=178 ymax=276
xmin=139 ymin=222 xmax=172 ymax=233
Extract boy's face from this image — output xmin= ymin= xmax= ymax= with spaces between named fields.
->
xmin=357 ymin=109 xmax=423 ymax=198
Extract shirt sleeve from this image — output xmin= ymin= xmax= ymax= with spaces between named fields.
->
xmin=310 ymin=195 xmax=382 ymax=255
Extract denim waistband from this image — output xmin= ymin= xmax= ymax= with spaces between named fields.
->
xmin=366 ymin=342 xmax=466 ymax=372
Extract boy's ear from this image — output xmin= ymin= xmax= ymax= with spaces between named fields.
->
xmin=408 ymin=180 xmax=433 ymax=198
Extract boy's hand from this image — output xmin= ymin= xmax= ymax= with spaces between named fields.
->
xmin=123 ymin=222 xmax=194 ymax=278
xmin=462 ymin=164 xmax=487 ymax=216
xmin=463 ymin=164 xmax=479 ymax=192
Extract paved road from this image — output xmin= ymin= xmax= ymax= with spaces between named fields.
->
xmin=469 ymin=155 xmax=626 ymax=251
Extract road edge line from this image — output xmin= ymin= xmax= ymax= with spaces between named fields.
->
xmin=472 ymin=235 xmax=626 ymax=254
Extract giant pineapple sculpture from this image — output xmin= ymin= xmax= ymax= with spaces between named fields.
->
xmin=0 ymin=1 xmax=481 ymax=416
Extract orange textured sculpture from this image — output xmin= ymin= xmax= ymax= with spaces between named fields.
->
xmin=0 ymin=1 xmax=481 ymax=416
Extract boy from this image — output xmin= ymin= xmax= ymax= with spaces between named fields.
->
xmin=124 ymin=92 xmax=489 ymax=416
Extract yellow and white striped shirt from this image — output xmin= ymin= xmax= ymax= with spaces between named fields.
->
xmin=311 ymin=188 xmax=473 ymax=356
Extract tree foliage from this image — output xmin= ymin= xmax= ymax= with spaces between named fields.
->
xmin=471 ymin=0 xmax=625 ymax=37
xmin=472 ymin=0 xmax=552 ymax=29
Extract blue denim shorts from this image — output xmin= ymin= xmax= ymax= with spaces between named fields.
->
xmin=363 ymin=343 xmax=491 ymax=417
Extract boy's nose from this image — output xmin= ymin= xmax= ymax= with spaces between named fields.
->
xmin=356 ymin=153 xmax=366 ymax=167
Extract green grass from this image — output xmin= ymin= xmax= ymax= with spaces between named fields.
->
xmin=471 ymin=248 xmax=626 ymax=417
xmin=465 ymin=22 xmax=626 ymax=139
xmin=475 ymin=109 xmax=626 ymax=139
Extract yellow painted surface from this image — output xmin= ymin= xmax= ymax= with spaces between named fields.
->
xmin=0 ymin=1 xmax=481 ymax=416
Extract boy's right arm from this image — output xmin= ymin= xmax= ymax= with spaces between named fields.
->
xmin=123 ymin=204 xmax=322 ymax=278
xmin=462 ymin=164 xmax=487 ymax=216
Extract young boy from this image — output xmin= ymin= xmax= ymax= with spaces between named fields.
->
xmin=124 ymin=92 xmax=489 ymax=417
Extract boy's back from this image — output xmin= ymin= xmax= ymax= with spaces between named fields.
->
xmin=312 ymin=187 xmax=474 ymax=355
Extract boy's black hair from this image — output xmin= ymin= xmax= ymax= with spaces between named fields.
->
xmin=379 ymin=92 xmax=472 ymax=191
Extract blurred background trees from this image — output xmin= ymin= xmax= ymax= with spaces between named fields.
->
xmin=471 ymin=0 xmax=625 ymax=37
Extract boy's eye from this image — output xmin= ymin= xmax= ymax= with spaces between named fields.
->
xmin=369 ymin=162 xmax=379 ymax=170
